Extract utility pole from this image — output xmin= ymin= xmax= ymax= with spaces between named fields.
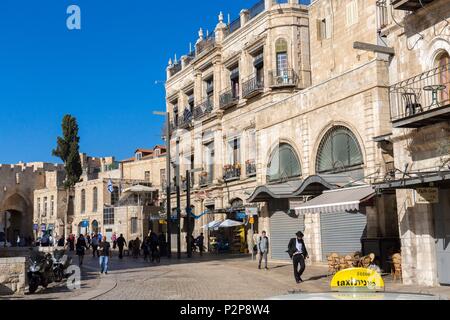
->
xmin=186 ymin=170 xmax=192 ymax=258
xmin=176 ymin=163 xmax=181 ymax=260
xmin=165 ymin=113 xmax=172 ymax=259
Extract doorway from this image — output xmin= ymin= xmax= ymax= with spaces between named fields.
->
xmin=434 ymin=189 xmax=450 ymax=285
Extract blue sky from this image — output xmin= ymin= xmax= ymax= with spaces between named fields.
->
xmin=0 ymin=0 xmax=309 ymax=164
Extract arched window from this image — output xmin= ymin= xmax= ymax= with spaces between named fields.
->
xmin=275 ymin=38 xmax=288 ymax=76
xmin=81 ymin=189 xmax=86 ymax=214
xmin=267 ymin=143 xmax=301 ymax=183
xmin=436 ymin=51 xmax=450 ymax=103
xmin=316 ymin=126 xmax=364 ymax=175
xmin=93 ymin=187 xmax=98 ymax=212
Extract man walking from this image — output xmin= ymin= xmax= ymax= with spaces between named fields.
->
xmin=116 ymin=234 xmax=127 ymax=259
xmin=257 ymin=231 xmax=269 ymax=270
xmin=91 ymin=234 xmax=99 ymax=258
xmin=287 ymin=231 xmax=309 ymax=284
xmin=99 ymin=237 xmax=112 ymax=275
xmin=196 ymin=233 xmax=205 ymax=256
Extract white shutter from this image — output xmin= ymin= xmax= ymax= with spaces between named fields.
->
xmin=325 ymin=16 xmax=332 ymax=39
xmin=346 ymin=0 xmax=358 ymax=27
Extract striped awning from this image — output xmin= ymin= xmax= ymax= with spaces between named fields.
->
xmin=295 ymin=185 xmax=375 ymax=214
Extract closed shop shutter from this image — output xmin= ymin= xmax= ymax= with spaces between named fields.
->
xmin=270 ymin=211 xmax=305 ymax=261
xmin=320 ymin=211 xmax=367 ymax=261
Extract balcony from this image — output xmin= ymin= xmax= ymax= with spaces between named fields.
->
xmin=389 ymin=62 xmax=450 ymax=128
xmin=193 ymin=99 xmax=214 ymax=121
xmin=246 ymin=160 xmax=257 ymax=177
xmin=223 ymin=165 xmax=241 ymax=181
xmin=178 ymin=108 xmax=193 ymax=129
xmin=391 ymin=0 xmax=435 ymax=11
xmin=219 ymin=88 xmax=239 ymax=110
xmin=242 ymin=75 xmax=264 ymax=99
xmin=196 ymin=35 xmax=216 ymax=55
xmin=269 ymin=69 xmax=298 ymax=88
xmin=199 ymin=172 xmax=213 ymax=187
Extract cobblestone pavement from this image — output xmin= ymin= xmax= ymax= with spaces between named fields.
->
xmin=3 ymin=251 xmax=450 ymax=300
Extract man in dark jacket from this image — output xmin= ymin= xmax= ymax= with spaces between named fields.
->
xmin=116 ymin=234 xmax=127 ymax=259
xmin=287 ymin=231 xmax=309 ymax=284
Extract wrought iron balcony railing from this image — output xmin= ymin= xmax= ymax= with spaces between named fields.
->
xmin=268 ymin=69 xmax=298 ymax=88
xmin=178 ymin=108 xmax=193 ymax=129
xmin=181 ymin=177 xmax=195 ymax=191
xmin=193 ymin=99 xmax=214 ymax=121
xmin=389 ymin=62 xmax=450 ymax=128
xmin=390 ymin=0 xmax=435 ymax=11
xmin=242 ymin=75 xmax=264 ymax=99
xmin=246 ymin=160 xmax=257 ymax=177
xmin=199 ymin=172 xmax=213 ymax=187
xmin=219 ymin=88 xmax=239 ymax=110
xmin=223 ymin=165 xmax=241 ymax=181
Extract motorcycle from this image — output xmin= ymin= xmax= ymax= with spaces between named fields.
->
xmin=27 ymin=251 xmax=55 ymax=294
xmin=52 ymin=249 xmax=72 ymax=282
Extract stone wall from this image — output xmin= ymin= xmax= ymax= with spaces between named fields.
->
xmin=0 ymin=257 xmax=26 ymax=295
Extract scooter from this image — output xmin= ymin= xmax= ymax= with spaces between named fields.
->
xmin=27 ymin=251 xmax=55 ymax=294
xmin=52 ymin=249 xmax=73 ymax=282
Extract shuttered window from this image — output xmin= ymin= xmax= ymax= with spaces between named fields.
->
xmin=346 ymin=0 xmax=359 ymax=27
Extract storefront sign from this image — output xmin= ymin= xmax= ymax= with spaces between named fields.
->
xmin=159 ymin=220 xmax=167 ymax=225
xmin=330 ymin=268 xmax=384 ymax=292
xmin=245 ymin=207 xmax=258 ymax=216
xmin=415 ymin=188 xmax=439 ymax=204
xmin=249 ymin=217 xmax=255 ymax=224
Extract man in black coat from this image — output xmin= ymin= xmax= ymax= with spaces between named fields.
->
xmin=287 ymin=231 xmax=309 ymax=284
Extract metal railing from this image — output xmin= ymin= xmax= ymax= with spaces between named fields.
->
xmin=197 ymin=34 xmax=216 ymax=55
xmin=224 ymin=165 xmax=241 ymax=181
xmin=269 ymin=69 xmax=298 ymax=87
xmin=199 ymin=172 xmax=213 ymax=186
xmin=249 ymin=0 xmax=265 ymax=19
xmin=178 ymin=108 xmax=193 ymax=129
xmin=246 ymin=160 xmax=257 ymax=176
xmin=242 ymin=75 xmax=264 ymax=98
xmin=169 ymin=63 xmax=182 ymax=77
xmin=181 ymin=177 xmax=195 ymax=191
xmin=193 ymin=98 xmax=214 ymax=120
xmin=219 ymin=88 xmax=239 ymax=109
xmin=389 ymin=62 xmax=450 ymax=122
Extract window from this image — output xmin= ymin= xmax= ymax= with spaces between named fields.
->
xmin=316 ymin=126 xmax=364 ymax=174
xmin=111 ymin=186 xmax=119 ymax=206
xmin=131 ymin=217 xmax=138 ymax=234
xmin=160 ymin=169 xmax=166 ymax=187
xmin=247 ymin=130 xmax=257 ymax=162
xmin=103 ymin=207 xmax=115 ymax=225
xmin=204 ymin=142 xmax=215 ymax=182
xmin=37 ymin=198 xmax=41 ymax=216
xmin=205 ymin=77 xmax=214 ymax=106
xmin=81 ymin=189 xmax=86 ymax=213
xmin=275 ymin=39 xmax=288 ymax=76
xmin=437 ymin=52 xmax=450 ymax=103
xmin=43 ymin=197 xmax=48 ymax=217
xmin=267 ymin=143 xmax=302 ymax=183
xmin=93 ymin=187 xmax=98 ymax=212
xmin=187 ymin=91 xmax=195 ymax=112
xmin=346 ymin=0 xmax=359 ymax=27
xmin=145 ymin=171 xmax=151 ymax=181
xmin=230 ymin=66 xmax=240 ymax=98
xmin=136 ymin=152 xmax=142 ymax=161
xmin=317 ymin=17 xmax=331 ymax=40
xmin=227 ymin=138 xmax=241 ymax=165
xmin=50 ymin=196 xmax=54 ymax=216
xmin=173 ymin=100 xmax=179 ymax=126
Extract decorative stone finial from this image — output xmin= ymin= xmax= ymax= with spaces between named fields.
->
xmin=198 ymin=28 xmax=204 ymax=40
xmin=219 ymin=12 xmax=224 ymax=23
xmin=174 ymin=54 xmax=178 ymax=64
xmin=168 ymin=58 xmax=173 ymax=66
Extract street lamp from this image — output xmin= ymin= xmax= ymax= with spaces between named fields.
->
xmin=153 ymin=111 xmax=172 ymax=259
xmin=185 ymin=167 xmax=203 ymax=258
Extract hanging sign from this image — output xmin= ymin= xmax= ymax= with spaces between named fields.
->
xmin=415 ymin=188 xmax=439 ymax=204
xmin=249 ymin=217 xmax=255 ymax=224
xmin=331 ymin=268 xmax=385 ymax=292
xmin=245 ymin=207 xmax=258 ymax=216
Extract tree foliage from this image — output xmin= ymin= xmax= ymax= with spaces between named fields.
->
xmin=52 ymin=114 xmax=83 ymax=188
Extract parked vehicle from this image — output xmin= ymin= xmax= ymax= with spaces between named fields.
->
xmin=52 ymin=249 xmax=72 ymax=282
xmin=27 ymin=251 xmax=55 ymax=294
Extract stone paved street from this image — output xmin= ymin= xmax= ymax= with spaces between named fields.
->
xmin=3 ymin=250 xmax=450 ymax=300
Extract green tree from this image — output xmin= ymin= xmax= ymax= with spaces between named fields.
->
xmin=52 ymin=114 xmax=83 ymax=238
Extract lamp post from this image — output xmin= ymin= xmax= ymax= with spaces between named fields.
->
xmin=186 ymin=168 xmax=202 ymax=258
xmin=153 ymin=111 xmax=172 ymax=259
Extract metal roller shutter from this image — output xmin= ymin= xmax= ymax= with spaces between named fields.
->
xmin=270 ymin=211 xmax=305 ymax=260
xmin=320 ymin=211 xmax=367 ymax=261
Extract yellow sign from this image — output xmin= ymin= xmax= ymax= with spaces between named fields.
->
xmin=415 ymin=188 xmax=439 ymax=204
xmin=249 ymin=217 xmax=255 ymax=224
xmin=330 ymin=268 xmax=384 ymax=292
xmin=159 ymin=220 xmax=167 ymax=225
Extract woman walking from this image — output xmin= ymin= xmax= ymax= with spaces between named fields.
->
xmin=76 ymin=234 xmax=88 ymax=266
xmin=142 ymin=237 xmax=151 ymax=262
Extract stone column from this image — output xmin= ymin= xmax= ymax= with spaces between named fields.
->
xmin=265 ymin=0 xmax=274 ymax=10
xmin=240 ymin=9 xmax=250 ymax=26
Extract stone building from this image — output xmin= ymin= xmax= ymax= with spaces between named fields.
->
xmin=70 ymin=147 xmax=166 ymax=242
xmin=0 ymin=162 xmax=64 ymax=245
xmin=165 ymin=0 xmax=401 ymax=265
xmin=373 ymin=0 xmax=450 ymax=286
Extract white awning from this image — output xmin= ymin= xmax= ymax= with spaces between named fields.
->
xmin=122 ymin=185 xmax=158 ymax=194
xmin=202 ymin=220 xmax=223 ymax=229
xmin=219 ymin=219 xmax=244 ymax=228
xmin=295 ymin=186 xmax=375 ymax=214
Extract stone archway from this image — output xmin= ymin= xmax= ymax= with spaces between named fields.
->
xmin=0 ymin=193 xmax=32 ymax=245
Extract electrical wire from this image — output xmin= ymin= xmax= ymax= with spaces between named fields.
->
xmin=419 ymin=0 xmax=450 ymax=37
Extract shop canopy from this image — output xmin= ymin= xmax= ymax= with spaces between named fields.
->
xmin=202 ymin=220 xmax=223 ymax=230
xmin=247 ymin=174 xmax=362 ymax=203
xmin=294 ymin=185 xmax=375 ymax=215
xmin=122 ymin=185 xmax=158 ymax=194
xmin=219 ymin=219 xmax=244 ymax=228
